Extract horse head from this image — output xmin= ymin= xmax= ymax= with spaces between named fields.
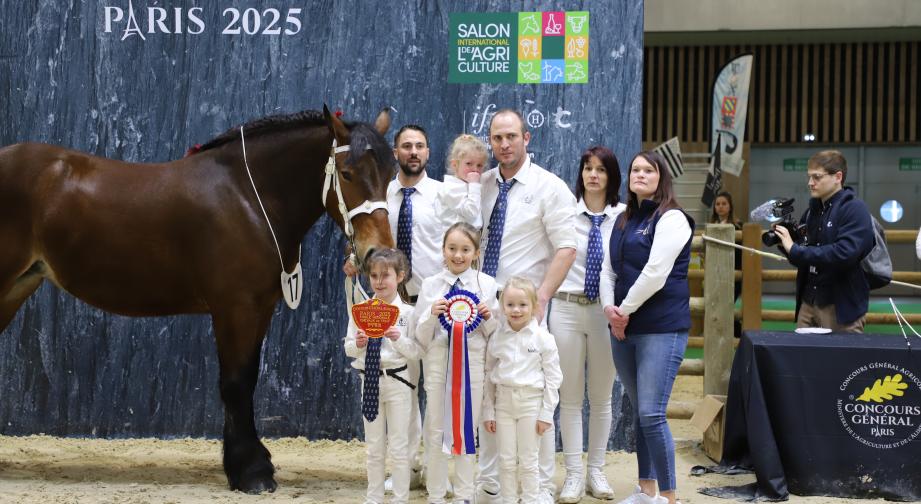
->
xmin=322 ymin=106 xmax=395 ymax=267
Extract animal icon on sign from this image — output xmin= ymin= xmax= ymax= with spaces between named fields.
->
xmin=543 ymin=61 xmax=563 ymax=82
xmin=565 ymin=62 xmax=586 ymax=81
xmin=566 ymin=38 xmax=586 ymax=58
xmin=519 ymin=62 xmax=539 ymax=81
xmin=567 ymin=15 xmax=587 ymax=33
xmin=522 ymin=14 xmax=540 ymax=35
xmin=520 ymin=38 xmax=539 ymax=58
xmin=544 ymin=13 xmax=563 ymax=35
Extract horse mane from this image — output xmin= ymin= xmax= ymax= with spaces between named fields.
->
xmin=193 ymin=109 xmax=395 ymax=173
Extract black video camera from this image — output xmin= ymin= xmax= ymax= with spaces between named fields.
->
xmin=749 ymin=198 xmax=809 ymax=247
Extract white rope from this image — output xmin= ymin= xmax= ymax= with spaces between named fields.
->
xmin=240 ymin=126 xmax=285 ymax=270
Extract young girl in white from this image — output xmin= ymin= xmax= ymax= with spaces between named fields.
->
xmin=415 ymin=222 xmax=499 ymax=504
xmin=482 ymin=277 xmax=563 ymax=504
xmin=437 ymin=134 xmax=489 ymax=229
xmin=344 ymin=249 xmax=421 ymax=504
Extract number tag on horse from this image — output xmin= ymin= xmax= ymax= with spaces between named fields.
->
xmin=280 ymin=262 xmax=303 ymax=310
xmin=351 ymin=298 xmax=400 ymax=338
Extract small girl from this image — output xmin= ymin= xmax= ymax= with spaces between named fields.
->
xmin=437 ymin=134 xmax=489 ymax=229
xmin=482 ymin=277 xmax=563 ymax=504
xmin=415 ymin=222 xmax=499 ymax=504
xmin=343 ymin=248 xmax=421 ymax=504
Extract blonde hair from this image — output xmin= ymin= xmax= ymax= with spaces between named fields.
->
xmin=446 ymin=134 xmax=488 ymax=175
xmin=500 ymin=276 xmax=538 ymax=308
xmin=442 ymin=222 xmax=481 ymax=251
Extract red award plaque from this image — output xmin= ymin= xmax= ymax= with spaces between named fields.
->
xmin=351 ymin=298 xmax=401 ymax=338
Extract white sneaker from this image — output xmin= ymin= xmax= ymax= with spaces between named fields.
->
xmin=616 ymin=486 xmax=665 ymax=504
xmin=537 ymin=488 xmax=556 ymax=504
xmin=474 ymin=483 xmax=501 ymax=504
xmin=587 ymin=469 xmax=615 ymax=500
xmin=558 ymin=472 xmax=585 ymax=503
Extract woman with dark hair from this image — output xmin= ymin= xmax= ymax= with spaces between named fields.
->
xmin=709 ymin=191 xmax=742 ymax=229
xmin=550 ymin=146 xmax=625 ymax=503
xmin=600 ymin=151 xmax=693 ymax=504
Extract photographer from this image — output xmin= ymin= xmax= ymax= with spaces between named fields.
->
xmin=773 ymin=150 xmax=874 ymax=333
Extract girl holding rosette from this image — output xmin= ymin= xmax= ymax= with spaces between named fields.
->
xmin=415 ymin=222 xmax=500 ymax=504
xmin=482 ymin=277 xmax=563 ymax=504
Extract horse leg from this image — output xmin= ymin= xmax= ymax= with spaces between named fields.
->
xmin=0 ymin=264 xmax=44 ymax=332
xmin=212 ymin=305 xmax=277 ymax=494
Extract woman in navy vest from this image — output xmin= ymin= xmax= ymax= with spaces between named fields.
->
xmin=600 ymin=151 xmax=693 ymax=504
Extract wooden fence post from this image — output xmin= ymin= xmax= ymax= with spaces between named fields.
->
xmin=703 ymin=223 xmax=735 ymax=396
xmin=742 ymin=223 xmax=763 ymax=333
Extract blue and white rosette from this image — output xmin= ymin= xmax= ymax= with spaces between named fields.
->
xmin=438 ymin=288 xmax=482 ymax=455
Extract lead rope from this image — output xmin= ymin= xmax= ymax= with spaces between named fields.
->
xmin=241 ymin=126 xmax=288 ymax=271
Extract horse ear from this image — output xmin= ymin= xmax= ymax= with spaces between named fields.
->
xmin=374 ymin=107 xmax=391 ymax=135
xmin=323 ymin=104 xmax=349 ymax=145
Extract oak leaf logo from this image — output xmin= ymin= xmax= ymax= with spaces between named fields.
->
xmin=857 ymin=374 xmax=909 ymax=403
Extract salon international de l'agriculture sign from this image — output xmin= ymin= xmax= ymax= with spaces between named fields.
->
xmin=449 ymin=11 xmax=589 ymax=84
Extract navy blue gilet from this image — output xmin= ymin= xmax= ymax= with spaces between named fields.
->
xmin=609 ymin=199 xmax=695 ymax=335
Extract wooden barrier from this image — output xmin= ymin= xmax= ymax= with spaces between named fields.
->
xmin=702 ymin=224 xmax=736 ymax=397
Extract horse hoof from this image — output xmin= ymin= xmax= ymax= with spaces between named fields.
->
xmin=238 ymin=475 xmax=277 ymax=494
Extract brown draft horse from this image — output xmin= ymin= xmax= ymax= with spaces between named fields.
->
xmin=0 ymin=106 xmax=395 ymax=493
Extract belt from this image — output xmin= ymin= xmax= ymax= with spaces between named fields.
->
xmin=553 ymin=291 xmax=598 ymax=306
xmin=408 ymin=295 xmax=418 ymax=304
xmin=359 ymin=364 xmax=416 ymax=390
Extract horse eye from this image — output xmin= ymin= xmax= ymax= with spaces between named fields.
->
xmin=341 ymin=171 xmax=353 ymax=182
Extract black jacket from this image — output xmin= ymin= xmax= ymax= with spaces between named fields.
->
xmin=787 ymin=187 xmax=874 ymax=325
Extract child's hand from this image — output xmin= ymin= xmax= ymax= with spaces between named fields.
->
xmin=536 ymin=420 xmax=552 ymax=435
xmin=465 ymin=171 xmax=481 ymax=184
xmin=483 ymin=420 xmax=496 ymax=433
xmin=355 ymin=330 xmax=369 ymax=348
xmin=431 ymin=299 xmax=449 ymax=316
xmin=477 ymin=302 xmax=491 ymax=320
xmin=383 ymin=326 xmax=401 ymax=341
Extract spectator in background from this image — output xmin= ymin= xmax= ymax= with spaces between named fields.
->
xmin=709 ymin=191 xmax=743 ymax=337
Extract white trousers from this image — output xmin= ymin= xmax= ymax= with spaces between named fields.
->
xmin=423 ymin=338 xmax=486 ymax=503
xmin=362 ymin=370 xmax=413 ymax=504
xmin=495 ymin=386 xmax=546 ymax=504
xmin=407 ymin=357 xmax=423 ymax=470
xmin=547 ymin=298 xmax=617 ymax=475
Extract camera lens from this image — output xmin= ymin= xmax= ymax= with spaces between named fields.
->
xmin=762 ymin=230 xmax=780 ymax=247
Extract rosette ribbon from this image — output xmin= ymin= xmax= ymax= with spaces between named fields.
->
xmin=438 ymin=288 xmax=483 ymax=455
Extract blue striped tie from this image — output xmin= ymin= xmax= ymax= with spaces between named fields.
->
xmin=482 ymin=179 xmax=517 ymax=277
xmin=584 ymin=213 xmax=606 ymax=301
xmin=397 ymin=187 xmax=416 ymax=278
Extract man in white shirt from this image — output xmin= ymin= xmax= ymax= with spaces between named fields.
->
xmin=477 ymin=109 xmax=577 ymax=504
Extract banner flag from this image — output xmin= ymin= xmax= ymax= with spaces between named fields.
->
xmin=710 ymin=54 xmax=753 ymax=177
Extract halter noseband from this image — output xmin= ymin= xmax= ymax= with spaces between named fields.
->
xmin=322 ymin=138 xmax=388 ymax=268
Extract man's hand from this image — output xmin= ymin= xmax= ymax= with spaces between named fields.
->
xmin=483 ymin=420 xmax=496 ymax=433
xmin=536 ymin=420 xmax=552 ymax=435
xmin=773 ymin=224 xmax=795 ymax=253
xmin=342 ymin=256 xmax=359 ymax=277
xmin=355 ymin=330 xmax=369 ymax=348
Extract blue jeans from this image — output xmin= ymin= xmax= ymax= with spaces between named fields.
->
xmin=611 ymin=331 xmax=688 ymax=492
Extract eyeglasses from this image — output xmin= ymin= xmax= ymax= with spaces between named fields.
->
xmin=806 ymin=172 xmax=832 ymax=183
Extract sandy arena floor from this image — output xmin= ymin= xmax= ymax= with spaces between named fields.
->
xmin=0 ymin=376 xmax=874 ymax=503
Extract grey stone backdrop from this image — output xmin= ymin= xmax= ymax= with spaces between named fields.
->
xmin=0 ymin=0 xmax=642 ymax=448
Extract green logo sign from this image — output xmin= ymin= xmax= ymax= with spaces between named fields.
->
xmin=449 ymin=11 xmax=589 ymax=84
xmin=783 ymin=158 xmax=809 ymax=172
xmin=899 ymin=158 xmax=921 ymax=171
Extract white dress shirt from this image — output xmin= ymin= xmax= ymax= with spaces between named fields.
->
xmin=482 ymin=319 xmax=562 ymax=424
xmin=387 ymin=173 xmax=446 ymax=296
xmin=344 ymin=296 xmax=422 ymax=369
xmin=600 ymin=209 xmax=693 ymax=315
xmin=415 ymin=267 xmax=500 ymax=351
xmin=437 ymin=175 xmax=483 ymax=229
xmin=480 ymin=158 xmax=577 ymax=288
xmin=558 ymin=201 xmax=627 ymax=295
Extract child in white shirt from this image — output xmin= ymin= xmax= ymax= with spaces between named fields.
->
xmin=437 ymin=134 xmax=488 ymax=229
xmin=343 ymin=249 xmax=421 ymax=504
xmin=415 ymin=222 xmax=500 ymax=504
xmin=482 ymin=277 xmax=563 ymax=504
